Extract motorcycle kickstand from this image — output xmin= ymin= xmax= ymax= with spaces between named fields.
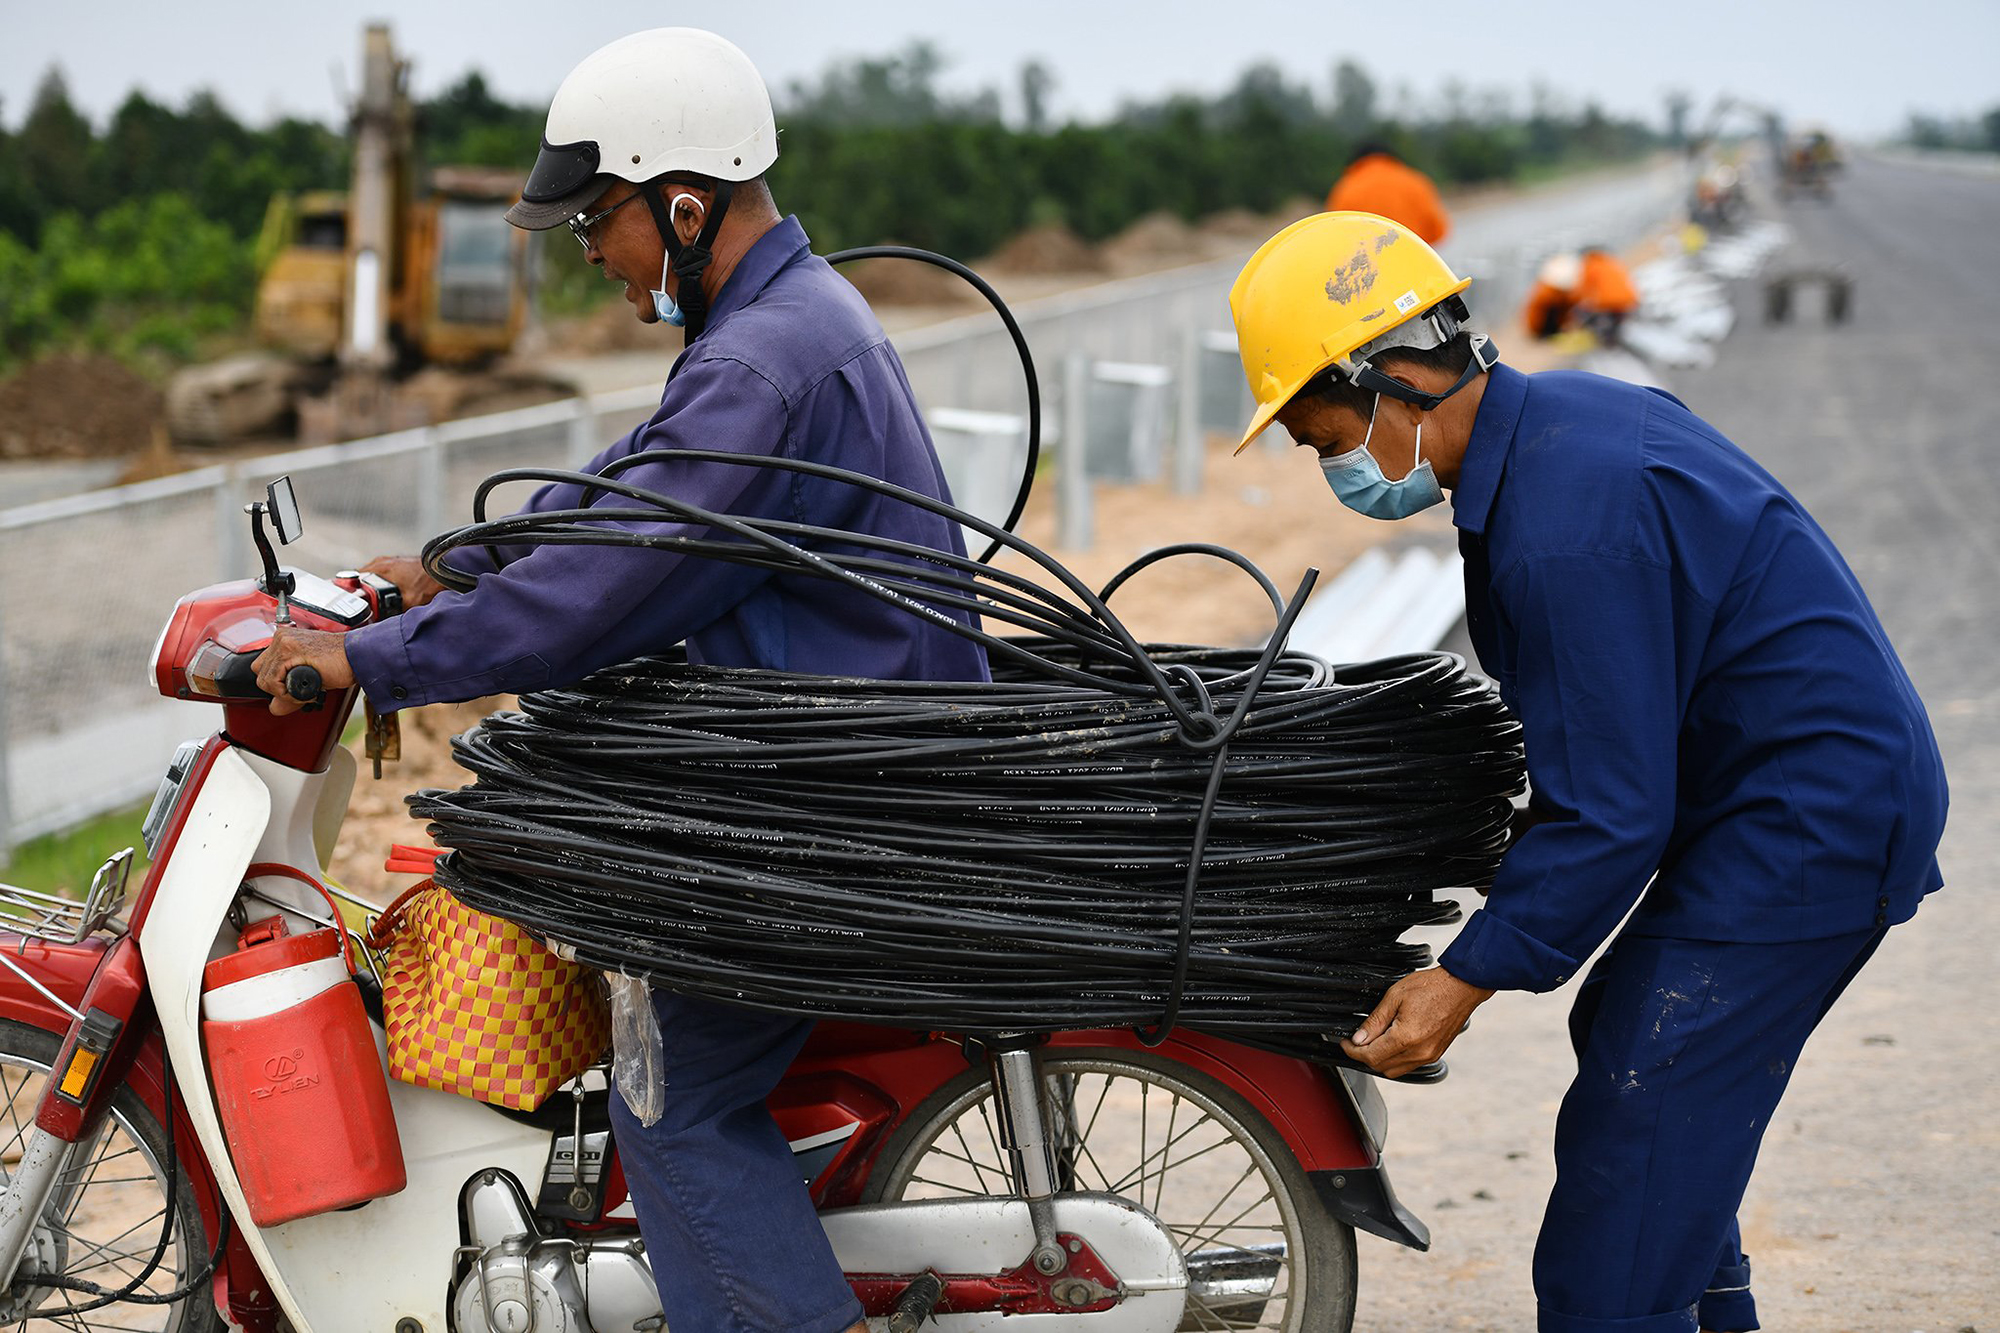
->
xmin=985 ymin=1037 xmax=1068 ymax=1279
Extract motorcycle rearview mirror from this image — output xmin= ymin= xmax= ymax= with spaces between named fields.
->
xmin=245 ymin=475 xmax=300 ymax=620
xmin=268 ymin=476 xmax=304 ymax=545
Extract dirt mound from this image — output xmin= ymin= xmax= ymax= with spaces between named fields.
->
xmin=1271 ymin=194 xmax=1325 ymax=226
xmin=545 ymin=300 xmax=661 ymax=355
xmin=981 ymin=224 xmax=1106 ymax=276
xmin=0 ymin=355 xmax=163 ymax=460
xmin=1101 ymin=211 xmax=1205 ymax=271
xmin=839 ymin=256 xmax=982 ymax=309
xmin=1199 ymin=208 xmax=1278 ymax=240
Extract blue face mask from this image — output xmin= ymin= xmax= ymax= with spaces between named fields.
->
xmin=650 ymin=251 xmax=687 ymax=327
xmin=1318 ymin=394 xmax=1445 ymax=520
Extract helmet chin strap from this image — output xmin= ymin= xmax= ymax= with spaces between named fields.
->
xmin=1353 ymin=333 xmax=1499 ymax=412
xmin=641 ymin=178 xmax=735 ymax=339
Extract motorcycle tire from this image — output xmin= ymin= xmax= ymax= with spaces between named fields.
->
xmin=0 ymin=1019 xmax=221 ymax=1333
xmin=864 ymin=1046 xmax=1359 ymax=1333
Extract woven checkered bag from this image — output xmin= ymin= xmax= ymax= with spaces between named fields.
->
xmin=367 ymin=850 xmax=609 ymax=1111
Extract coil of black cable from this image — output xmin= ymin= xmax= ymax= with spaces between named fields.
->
xmin=405 ymin=447 xmax=1525 ymax=1072
xmin=412 ymin=645 xmax=1522 ymax=1069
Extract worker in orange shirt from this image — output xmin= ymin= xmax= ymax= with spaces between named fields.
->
xmin=1326 ymin=143 xmax=1450 ymax=245
xmin=1522 ymin=247 xmax=1641 ymax=343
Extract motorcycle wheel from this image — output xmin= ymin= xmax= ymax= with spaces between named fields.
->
xmin=0 ymin=1020 xmax=219 ymax=1332
xmin=865 ymin=1047 xmax=1358 ymax=1333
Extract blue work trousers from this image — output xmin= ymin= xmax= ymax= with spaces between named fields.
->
xmin=607 ymin=989 xmax=864 ymax=1333
xmin=1534 ymin=926 xmax=1886 ymax=1332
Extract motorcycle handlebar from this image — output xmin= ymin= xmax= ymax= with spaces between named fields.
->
xmin=284 ymin=665 xmax=323 ymax=704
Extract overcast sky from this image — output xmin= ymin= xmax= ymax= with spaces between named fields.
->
xmin=3 ymin=1 xmax=1994 ymax=141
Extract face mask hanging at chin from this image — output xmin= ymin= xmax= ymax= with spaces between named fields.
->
xmin=643 ymin=182 xmax=734 ymax=340
xmin=648 ymin=192 xmax=702 ymax=327
xmin=1319 ymin=393 xmax=1446 ymax=520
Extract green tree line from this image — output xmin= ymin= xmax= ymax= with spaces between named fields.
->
xmin=1902 ymin=105 xmax=2000 ymax=154
xmin=0 ymin=50 xmax=1661 ymax=374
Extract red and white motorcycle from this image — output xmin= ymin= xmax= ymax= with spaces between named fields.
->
xmin=0 ymin=479 xmax=1428 ymax=1333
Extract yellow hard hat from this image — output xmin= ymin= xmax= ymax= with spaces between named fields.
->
xmin=1228 ymin=211 xmax=1472 ymax=454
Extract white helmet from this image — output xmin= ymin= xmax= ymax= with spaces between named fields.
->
xmin=506 ymin=28 xmax=778 ymax=230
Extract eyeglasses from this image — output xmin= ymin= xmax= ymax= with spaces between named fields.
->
xmin=567 ymin=190 xmax=642 ymax=250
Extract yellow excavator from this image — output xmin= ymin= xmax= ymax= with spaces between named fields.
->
xmin=168 ymin=25 xmax=547 ymax=446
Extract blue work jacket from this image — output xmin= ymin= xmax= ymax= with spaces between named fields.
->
xmin=346 ymin=216 xmax=990 ymax=705
xmin=1438 ymin=363 xmax=1946 ymax=994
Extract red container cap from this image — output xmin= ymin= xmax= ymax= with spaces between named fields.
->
xmin=203 ymin=925 xmax=344 ymax=992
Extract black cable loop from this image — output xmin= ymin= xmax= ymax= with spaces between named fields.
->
xmin=432 ymin=448 xmax=1278 ymax=734
xmin=823 ymin=244 xmax=1042 ymax=565
xmin=1098 ymin=543 xmax=1286 ymax=623
xmin=1135 ymin=576 xmax=1324 ymax=1043
xmin=1138 ymin=735 xmax=1234 ymax=1047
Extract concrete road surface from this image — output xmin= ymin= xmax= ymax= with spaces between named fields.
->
xmin=1353 ymin=155 xmax=2000 ymax=1331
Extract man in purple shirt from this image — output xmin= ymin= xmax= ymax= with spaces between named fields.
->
xmin=256 ymin=28 xmax=983 ymax=1333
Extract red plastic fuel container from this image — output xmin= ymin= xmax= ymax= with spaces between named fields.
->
xmin=201 ymin=918 xmax=407 ymax=1226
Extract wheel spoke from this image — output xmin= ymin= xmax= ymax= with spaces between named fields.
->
xmin=1173 ymin=1161 xmax=1263 ymax=1250
xmin=70 ymin=1207 xmax=170 ymax=1267
xmin=1078 ymin=1072 xmax=1116 ymax=1146
xmin=1159 ymin=1222 xmax=1288 ymax=1233
xmin=1105 ymin=1116 xmax=1226 ymax=1196
xmin=1182 ymin=1291 xmax=1230 ymax=1331
xmin=944 ymin=1121 xmax=997 ymax=1195
xmin=1067 ymin=1130 xmax=1120 ymax=1195
xmin=1175 ymin=1187 xmax=1279 ymax=1259
xmin=1154 ymin=1094 xmax=1181 ymax=1217
xmin=61 ymin=1137 xmax=145 ymax=1226
xmin=64 ymin=1231 xmax=166 ymax=1278
xmin=903 ymin=1173 xmax=985 ymax=1197
xmin=975 ymin=1098 xmax=1008 ymax=1186
xmin=1138 ymin=1078 xmax=1149 ymax=1214
xmin=0 ymin=1067 xmax=36 ymax=1159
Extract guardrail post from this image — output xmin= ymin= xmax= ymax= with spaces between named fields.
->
xmin=416 ymin=426 xmax=446 ymax=544
xmin=213 ymin=464 xmax=248 ymax=580
xmin=1173 ymin=326 xmax=1204 ymax=496
xmin=1057 ymin=353 xmax=1093 ymax=551
xmin=569 ymin=396 xmax=600 ymax=469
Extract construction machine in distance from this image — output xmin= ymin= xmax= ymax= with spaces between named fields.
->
xmin=168 ymin=24 xmax=563 ymax=447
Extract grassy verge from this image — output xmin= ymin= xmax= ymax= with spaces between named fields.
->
xmin=2 ymin=803 xmax=151 ymax=898
xmin=2 ymin=717 xmax=363 ymax=900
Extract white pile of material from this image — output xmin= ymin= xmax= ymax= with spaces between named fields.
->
xmin=1600 ymin=222 xmax=1792 ymax=376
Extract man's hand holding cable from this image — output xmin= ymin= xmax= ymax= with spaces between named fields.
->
xmin=1340 ymin=966 xmax=1494 ymax=1079
xmin=253 ymin=627 xmax=356 ymax=715
xmin=360 ymin=554 xmax=446 ymax=609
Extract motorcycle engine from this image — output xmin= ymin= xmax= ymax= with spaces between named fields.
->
xmin=452 ymin=1170 xmax=662 ymax=1333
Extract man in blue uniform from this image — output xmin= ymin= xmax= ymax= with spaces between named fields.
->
xmin=255 ymin=29 xmax=983 ymax=1333
xmin=1228 ymin=213 xmax=1946 ymax=1332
